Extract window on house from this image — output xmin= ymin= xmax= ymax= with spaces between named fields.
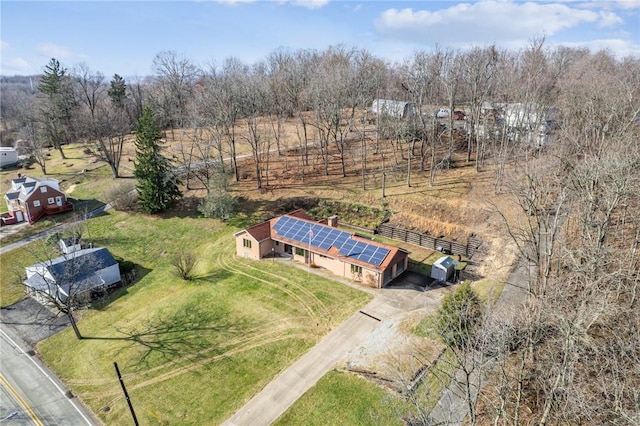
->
xmin=351 ymin=264 xmax=363 ymax=274
xmin=295 ymin=247 xmax=305 ymax=256
xmin=33 ymin=200 xmax=41 ymax=207
xmin=48 ymin=197 xmax=55 ymax=204
xmin=243 ymin=238 xmax=252 ymax=248
xmin=275 ymin=241 xmax=279 ymax=246
xmin=40 ymin=186 xmax=47 ymax=193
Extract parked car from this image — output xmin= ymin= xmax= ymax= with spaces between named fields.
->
xmin=436 ymin=108 xmax=450 ymax=118
xmin=453 ymin=110 xmax=466 ymax=120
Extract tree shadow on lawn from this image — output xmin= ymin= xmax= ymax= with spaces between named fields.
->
xmin=193 ymin=268 xmax=233 ymax=284
xmin=84 ymin=302 xmax=251 ymax=369
xmin=156 ymin=196 xmax=203 ymax=220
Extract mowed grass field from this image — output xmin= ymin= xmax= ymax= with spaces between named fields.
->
xmin=0 ymin=125 xmax=511 ymax=424
xmin=1 ymin=210 xmax=371 ymax=425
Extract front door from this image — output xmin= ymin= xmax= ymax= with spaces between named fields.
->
xmin=56 ymin=196 xmax=63 ymax=206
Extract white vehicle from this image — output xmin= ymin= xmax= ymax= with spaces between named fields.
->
xmin=436 ymin=108 xmax=450 ymax=118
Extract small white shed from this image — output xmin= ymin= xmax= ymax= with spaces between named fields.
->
xmin=431 ymin=256 xmax=455 ymax=282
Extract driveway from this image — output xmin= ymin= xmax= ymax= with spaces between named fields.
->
xmin=222 ymin=281 xmax=453 ymax=426
xmin=0 ymin=298 xmax=70 ymax=348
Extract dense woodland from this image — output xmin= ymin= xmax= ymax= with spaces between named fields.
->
xmin=1 ymin=42 xmax=639 ymax=424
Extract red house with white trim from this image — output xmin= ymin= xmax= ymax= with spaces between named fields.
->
xmin=2 ymin=175 xmax=73 ymax=225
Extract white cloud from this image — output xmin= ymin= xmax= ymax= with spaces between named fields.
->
xmin=375 ymin=1 xmax=603 ymax=44
xmin=215 ymin=0 xmax=255 ymax=4
xmin=616 ymin=0 xmax=640 ymax=9
xmin=0 ymin=40 xmax=10 ymax=51
xmin=291 ymin=0 xmax=329 ymax=9
xmin=36 ymin=42 xmax=76 ymax=59
xmin=1 ymin=57 xmax=32 ymax=75
xmin=552 ymin=38 xmax=640 ymax=58
xmin=598 ymin=10 xmax=624 ymax=27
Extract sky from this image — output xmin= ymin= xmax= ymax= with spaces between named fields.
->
xmin=1 ymin=0 xmax=639 ymax=77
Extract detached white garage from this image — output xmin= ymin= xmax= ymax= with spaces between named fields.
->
xmin=431 ymin=256 xmax=455 ymax=283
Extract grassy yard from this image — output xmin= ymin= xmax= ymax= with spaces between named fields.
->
xmin=24 ymin=210 xmax=371 ymax=425
xmin=275 ymin=350 xmax=457 ymax=426
xmin=0 ymin=245 xmax=39 ymax=306
xmin=274 ymin=370 xmax=410 ymax=425
xmin=0 ymin=134 xmax=505 ymax=425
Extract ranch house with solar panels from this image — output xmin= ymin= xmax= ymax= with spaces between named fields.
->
xmin=234 ymin=210 xmax=409 ymax=288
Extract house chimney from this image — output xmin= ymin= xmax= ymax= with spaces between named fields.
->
xmin=328 ymin=215 xmax=338 ymax=228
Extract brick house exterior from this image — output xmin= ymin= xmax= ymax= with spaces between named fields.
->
xmin=234 ymin=210 xmax=409 ymax=288
xmin=2 ymin=175 xmax=73 ymax=225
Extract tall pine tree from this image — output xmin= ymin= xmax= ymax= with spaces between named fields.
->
xmin=38 ymin=58 xmax=76 ymax=159
xmin=108 ymin=74 xmax=127 ymax=108
xmin=134 ymin=107 xmax=182 ymax=214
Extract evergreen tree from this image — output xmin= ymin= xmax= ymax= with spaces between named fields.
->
xmin=37 ymin=58 xmax=76 ymax=159
xmin=38 ymin=58 xmax=66 ymax=95
xmin=133 ymin=107 xmax=182 ymax=214
xmin=108 ymin=74 xmax=127 ymax=108
xmin=436 ymin=281 xmax=483 ymax=349
xmin=198 ymin=163 xmax=238 ymax=220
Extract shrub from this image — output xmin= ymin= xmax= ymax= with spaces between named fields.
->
xmin=435 ymin=282 xmax=483 ymax=349
xmin=170 ymin=251 xmax=198 ymax=281
xmin=107 ymin=182 xmax=137 ymax=211
xmin=45 ymin=231 xmax=62 ymax=247
xmin=198 ymin=194 xmax=238 ymax=221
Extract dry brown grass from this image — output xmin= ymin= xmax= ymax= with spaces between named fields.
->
xmin=3 ymin=110 xmax=520 ymax=268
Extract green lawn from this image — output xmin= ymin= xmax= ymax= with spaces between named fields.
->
xmin=0 ymin=245 xmax=39 ymax=306
xmin=275 ymin=371 xmax=410 ymax=426
xmin=24 ymin=211 xmax=372 ymax=425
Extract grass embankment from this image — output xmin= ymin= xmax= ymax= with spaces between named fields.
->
xmin=7 ymin=211 xmax=372 ymax=425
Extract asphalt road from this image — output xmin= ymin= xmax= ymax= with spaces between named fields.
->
xmin=0 ymin=326 xmax=97 ymax=425
xmin=426 ymin=260 xmax=530 ymax=425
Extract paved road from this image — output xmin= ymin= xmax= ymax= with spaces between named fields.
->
xmin=426 ymin=260 xmax=530 ymax=425
xmin=0 ymin=326 xmax=98 ymax=425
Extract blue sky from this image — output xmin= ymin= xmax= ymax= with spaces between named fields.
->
xmin=1 ymin=0 xmax=638 ymax=77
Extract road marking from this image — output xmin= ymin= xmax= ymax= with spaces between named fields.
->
xmin=0 ymin=328 xmax=94 ymax=425
xmin=0 ymin=373 xmax=45 ymax=426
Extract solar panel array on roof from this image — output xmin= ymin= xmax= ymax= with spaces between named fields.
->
xmin=273 ymin=216 xmax=390 ymax=267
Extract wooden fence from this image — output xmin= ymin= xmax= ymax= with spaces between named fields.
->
xmin=377 ymin=224 xmax=482 ymax=258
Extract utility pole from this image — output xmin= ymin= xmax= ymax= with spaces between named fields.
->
xmin=114 ymin=362 xmax=139 ymax=426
